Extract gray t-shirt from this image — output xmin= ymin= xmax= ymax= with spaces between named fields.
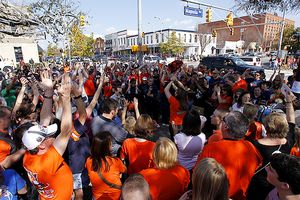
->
xmin=92 ymin=115 xmax=128 ymax=155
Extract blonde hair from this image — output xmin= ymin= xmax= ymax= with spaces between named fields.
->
xmin=263 ymin=113 xmax=289 ymax=139
xmin=192 ymin=158 xmax=229 ymax=200
xmin=153 ymin=137 xmax=178 ymax=169
xmin=124 ymin=116 xmax=136 ymax=135
xmin=243 ymin=103 xmax=258 ymax=121
xmin=134 ymin=114 xmax=154 ymax=138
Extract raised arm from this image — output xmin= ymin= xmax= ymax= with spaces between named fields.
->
xmin=39 ymin=70 xmax=54 ymax=126
xmin=86 ymin=72 xmax=104 ymax=117
xmin=0 ymin=148 xmax=26 ymax=169
xmin=12 ymin=78 xmax=28 ymax=118
xmin=164 ymin=80 xmax=173 ymax=99
xmin=53 ymin=73 xmax=73 ymax=156
xmin=72 ymin=82 xmax=87 ymax=125
xmin=133 ymin=97 xmax=140 ymax=119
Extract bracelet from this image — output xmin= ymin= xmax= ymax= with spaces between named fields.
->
xmin=43 ymin=95 xmax=52 ymax=99
xmin=74 ymin=95 xmax=82 ymax=100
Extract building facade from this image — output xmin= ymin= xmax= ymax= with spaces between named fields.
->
xmin=94 ymin=37 xmax=105 ymax=55
xmin=104 ymin=29 xmax=216 ymax=57
xmin=198 ymin=13 xmax=295 ymax=53
xmin=0 ymin=37 xmax=39 ymax=66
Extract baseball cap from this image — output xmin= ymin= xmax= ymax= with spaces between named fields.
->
xmin=22 ymin=124 xmax=58 ymax=150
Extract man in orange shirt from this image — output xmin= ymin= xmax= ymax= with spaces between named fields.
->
xmin=22 ymin=71 xmax=74 ymax=200
xmin=195 ymin=111 xmax=262 ymax=200
xmin=0 ymin=106 xmax=26 ymax=169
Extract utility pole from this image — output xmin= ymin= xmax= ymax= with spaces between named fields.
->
xmin=137 ymin=0 xmax=143 ymax=66
xmin=277 ymin=4 xmax=286 ymax=59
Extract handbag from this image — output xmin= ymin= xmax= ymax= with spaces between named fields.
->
xmin=97 ymin=171 xmax=122 ymax=190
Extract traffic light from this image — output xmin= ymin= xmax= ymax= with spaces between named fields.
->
xmin=142 ymin=32 xmax=145 ymax=38
xmin=230 ymin=28 xmax=234 ymax=35
xmin=226 ymin=12 xmax=233 ymax=26
xmin=212 ymin=30 xmax=217 ymax=37
xmin=206 ymin=8 xmax=212 ymax=23
xmin=79 ymin=15 xmax=85 ymax=27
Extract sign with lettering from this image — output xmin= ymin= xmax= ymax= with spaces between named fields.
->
xmin=184 ymin=6 xmax=203 ymax=18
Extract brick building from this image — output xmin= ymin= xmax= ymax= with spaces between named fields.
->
xmin=198 ymin=13 xmax=294 ymax=52
xmin=94 ymin=37 xmax=105 ymax=55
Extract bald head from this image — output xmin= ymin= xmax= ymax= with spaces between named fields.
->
xmin=121 ymin=174 xmax=150 ymax=200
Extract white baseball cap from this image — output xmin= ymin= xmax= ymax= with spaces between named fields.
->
xmin=22 ymin=124 xmax=58 ymax=150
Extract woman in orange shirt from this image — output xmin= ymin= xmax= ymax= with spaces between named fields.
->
xmin=139 ymin=137 xmax=190 ymax=200
xmin=85 ymin=131 xmax=126 ymax=200
xmin=164 ymin=79 xmax=188 ymax=140
xmin=120 ymin=114 xmax=155 ymax=175
xmin=290 ymin=127 xmax=300 ymax=157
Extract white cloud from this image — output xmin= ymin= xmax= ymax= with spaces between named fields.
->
xmin=173 ymin=19 xmax=194 ymax=26
xmin=164 ymin=18 xmax=171 ymax=23
xmin=105 ymin=27 xmax=117 ymax=34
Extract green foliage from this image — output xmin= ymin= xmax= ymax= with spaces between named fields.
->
xmin=235 ymin=0 xmax=300 ymax=12
xmin=282 ymin=26 xmax=300 ymax=52
xmin=69 ymin=25 xmax=95 ymax=57
xmin=47 ymin=43 xmax=60 ymax=56
xmin=160 ymin=32 xmax=184 ymax=55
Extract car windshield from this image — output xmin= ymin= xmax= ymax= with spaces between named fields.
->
xmin=232 ymin=58 xmax=247 ymax=65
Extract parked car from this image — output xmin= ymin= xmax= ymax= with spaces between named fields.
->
xmin=143 ymin=55 xmax=161 ymax=64
xmin=240 ymin=56 xmax=262 ymax=66
xmin=200 ymin=56 xmax=264 ymax=73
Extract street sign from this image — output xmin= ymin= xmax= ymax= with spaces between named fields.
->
xmin=184 ymin=6 xmax=203 ymax=18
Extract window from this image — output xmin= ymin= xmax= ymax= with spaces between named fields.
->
xmin=184 ymin=34 xmax=186 ymax=42
xmin=178 ymin=33 xmax=181 ymax=41
xmin=156 ymin=34 xmax=159 ymax=43
xmin=151 ymin=35 xmax=153 ymax=44
xmin=162 ymin=33 xmax=164 ymax=42
xmin=195 ymin=35 xmax=198 ymax=43
xmin=146 ymin=36 xmax=149 ymax=44
xmin=128 ymin=39 xmax=130 ymax=46
xmin=189 ymin=34 xmax=192 ymax=43
xmin=14 ymin=47 xmax=23 ymax=62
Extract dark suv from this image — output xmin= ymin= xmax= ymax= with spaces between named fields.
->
xmin=200 ymin=56 xmax=264 ymax=73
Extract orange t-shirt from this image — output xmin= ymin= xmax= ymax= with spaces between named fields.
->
xmin=120 ymin=138 xmax=155 ymax=175
xmin=168 ymin=96 xmax=186 ymax=126
xmin=290 ymin=147 xmax=300 ymax=157
xmin=195 ymin=139 xmax=262 ymax=200
xmin=103 ymin=84 xmax=113 ymax=97
xmin=207 ymin=130 xmax=223 ymax=144
xmin=139 ymin=165 xmax=190 ymax=200
xmin=217 ymin=95 xmax=233 ymax=110
xmin=232 ymin=79 xmax=248 ymax=94
xmin=85 ymin=156 xmax=126 ymax=200
xmin=0 ymin=140 xmax=11 ymax=162
xmin=244 ymin=121 xmax=263 ymax=141
xmin=84 ymin=75 xmax=95 ymax=97
xmin=23 ymin=146 xmax=73 ymax=200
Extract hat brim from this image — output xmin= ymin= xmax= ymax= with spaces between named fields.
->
xmin=292 ymin=81 xmax=300 ymax=94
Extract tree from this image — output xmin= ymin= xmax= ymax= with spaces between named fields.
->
xmin=198 ymin=34 xmax=212 ymax=56
xmin=47 ymin=43 xmax=60 ymax=56
xmin=234 ymin=0 xmax=300 ymax=13
xmin=69 ymin=25 xmax=95 ymax=57
xmin=160 ymin=32 xmax=184 ymax=56
xmin=29 ymin=0 xmax=82 ymax=43
xmin=282 ymin=26 xmax=300 ymax=52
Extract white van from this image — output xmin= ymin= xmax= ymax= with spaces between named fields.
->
xmin=240 ymin=56 xmax=262 ymax=66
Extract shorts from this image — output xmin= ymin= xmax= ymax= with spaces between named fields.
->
xmin=73 ymin=173 xmax=83 ymax=190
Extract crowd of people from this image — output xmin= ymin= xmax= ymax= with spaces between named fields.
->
xmin=0 ymin=58 xmax=300 ymax=200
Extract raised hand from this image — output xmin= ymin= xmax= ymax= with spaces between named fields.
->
xmin=71 ymin=81 xmax=82 ymax=97
xmin=20 ymin=77 xmax=29 ymax=86
xmin=39 ymin=70 xmax=54 ymax=91
xmin=133 ymin=97 xmax=138 ymax=108
xmin=58 ymin=73 xmax=72 ymax=98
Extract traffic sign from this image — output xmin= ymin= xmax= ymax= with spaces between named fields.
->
xmin=184 ymin=6 xmax=203 ymax=18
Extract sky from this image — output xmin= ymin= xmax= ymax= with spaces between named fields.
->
xmin=19 ymin=0 xmax=298 ymax=48
xmin=77 ymin=0 xmax=300 ymax=38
